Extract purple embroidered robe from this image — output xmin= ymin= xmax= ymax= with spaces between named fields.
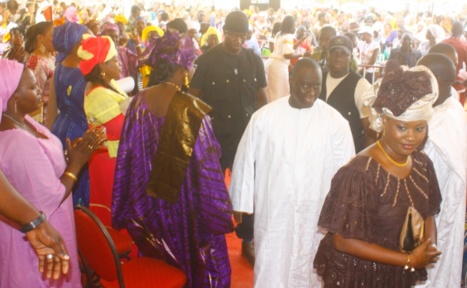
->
xmin=112 ymin=90 xmax=234 ymax=288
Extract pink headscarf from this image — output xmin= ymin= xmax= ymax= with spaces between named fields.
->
xmin=64 ymin=6 xmax=79 ymax=23
xmin=0 ymin=59 xmax=24 ymax=123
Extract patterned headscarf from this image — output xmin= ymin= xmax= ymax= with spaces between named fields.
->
xmin=101 ymin=23 xmax=120 ymax=35
xmin=53 ymin=22 xmax=88 ymax=63
xmin=363 ymin=65 xmax=438 ymax=132
xmin=0 ymin=59 xmax=24 ymax=123
xmin=78 ymin=35 xmax=118 ymax=75
xmin=145 ymin=31 xmax=195 ymax=70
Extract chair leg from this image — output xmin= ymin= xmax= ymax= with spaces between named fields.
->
xmin=88 ymin=275 xmax=104 ymax=288
xmin=79 ymin=251 xmax=104 ymax=288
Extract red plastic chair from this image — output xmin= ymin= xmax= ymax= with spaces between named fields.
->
xmin=74 ymin=205 xmax=186 ymax=288
xmin=89 ymin=203 xmax=133 ymax=259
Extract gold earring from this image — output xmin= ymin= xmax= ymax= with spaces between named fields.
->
xmin=184 ymin=72 xmax=189 ymax=88
xmin=14 ymin=100 xmax=17 ymax=113
xmin=100 ymin=72 xmax=106 ymax=79
xmin=39 ymin=43 xmax=45 ymax=53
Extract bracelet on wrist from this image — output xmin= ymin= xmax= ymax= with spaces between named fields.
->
xmin=404 ymin=252 xmax=415 ymax=272
xmin=64 ymin=171 xmax=78 ymax=183
xmin=19 ymin=212 xmax=46 ymax=233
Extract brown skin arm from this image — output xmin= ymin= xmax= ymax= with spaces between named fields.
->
xmin=269 ymin=42 xmax=275 ymax=53
xmin=45 ymin=77 xmax=57 ymax=130
xmin=233 ymin=211 xmax=254 ymax=224
xmin=233 ymin=211 xmax=243 ymax=224
xmin=130 ymin=31 xmax=143 ymax=57
xmin=293 ymin=36 xmax=307 ymax=50
xmin=0 ymin=170 xmax=70 ymax=279
xmin=332 ymin=218 xmax=441 ymax=269
xmin=257 ymin=87 xmax=268 ymax=108
xmin=60 ymin=127 xmax=107 ymax=202
xmin=6 ymin=46 xmax=27 ymax=62
xmin=361 ymin=117 xmax=378 ymax=147
xmin=284 ymin=52 xmax=306 ymax=60
xmin=423 ymin=215 xmax=437 ymax=245
xmin=368 ymin=47 xmax=380 ymax=66
xmin=0 ymin=170 xmax=47 ymax=227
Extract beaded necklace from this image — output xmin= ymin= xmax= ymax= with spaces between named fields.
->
xmin=376 ymin=140 xmax=409 ymax=167
xmin=165 ymin=82 xmax=181 ymax=91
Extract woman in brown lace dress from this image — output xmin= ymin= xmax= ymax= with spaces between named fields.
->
xmin=314 ymin=65 xmax=442 ymax=288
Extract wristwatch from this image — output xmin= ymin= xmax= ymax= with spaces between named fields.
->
xmin=19 ymin=212 xmax=46 ymax=233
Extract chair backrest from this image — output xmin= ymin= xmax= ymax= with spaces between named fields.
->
xmin=74 ymin=205 xmax=124 ymax=286
xmin=89 ymin=203 xmax=112 ymax=226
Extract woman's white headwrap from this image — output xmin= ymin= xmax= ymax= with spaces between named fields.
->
xmin=427 ymin=24 xmax=445 ymax=43
xmin=362 ymin=65 xmax=438 ymax=133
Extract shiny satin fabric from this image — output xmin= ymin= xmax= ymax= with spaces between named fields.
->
xmin=146 ymin=91 xmax=211 ymax=203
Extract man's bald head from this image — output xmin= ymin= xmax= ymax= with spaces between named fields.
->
xmin=290 ymin=58 xmax=322 ymax=109
xmin=428 ymin=43 xmax=458 ymax=67
xmin=292 ymin=58 xmax=321 ymax=77
xmin=418 ymin=53 xmax=456 ymax=83
xmin=417 ymin=53 xmax=456 ymax=106
xmin=451 ymin=21 xmax=463 ymax=37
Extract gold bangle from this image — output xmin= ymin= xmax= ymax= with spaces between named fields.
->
xmin=64 ymin=172 xmax=78 ymax=183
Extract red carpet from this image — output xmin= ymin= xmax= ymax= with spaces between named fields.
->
xmin=227 ymin=232 xmax=254 ymax=288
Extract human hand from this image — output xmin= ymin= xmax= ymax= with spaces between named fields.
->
xmin=298 ymin=35 xmax=308 ymax=44
xmin=25 ymin=221 xmax=70 ymax=279
xmin=66 ymin=126 xmax=106 ymax=170
xmin=9 ymin=46 xmax=26 ymax=62
xmin=64 ymin=137 xmax=84 ymax=164
xmin=303 ymin=50 xmax=312 ymax=57
xmin=130 ymin=31 xmax=140 ymax=45
xmin=410 ymin=238 xmax=442 ymax=269
xmin=233 ymin=211 xmax=243 ymax=224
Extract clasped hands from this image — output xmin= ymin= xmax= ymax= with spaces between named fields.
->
xmin=409 ymin=237 xmax=442 ymax=269
xmin=65 ymin=126 xmax=107 ymax=166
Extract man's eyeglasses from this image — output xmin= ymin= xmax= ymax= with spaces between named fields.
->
xmin=225 ymin=31 xmax=247 ymax=41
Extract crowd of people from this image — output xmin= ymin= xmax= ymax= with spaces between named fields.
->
xmin=0 ymin=0 xmax=467 ymax=287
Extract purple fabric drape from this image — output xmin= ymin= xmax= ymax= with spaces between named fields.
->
xmin=117 ymin=46 xmax=138 ymax=80
xmin=112 ymin=90 xmax=233 ymax=288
